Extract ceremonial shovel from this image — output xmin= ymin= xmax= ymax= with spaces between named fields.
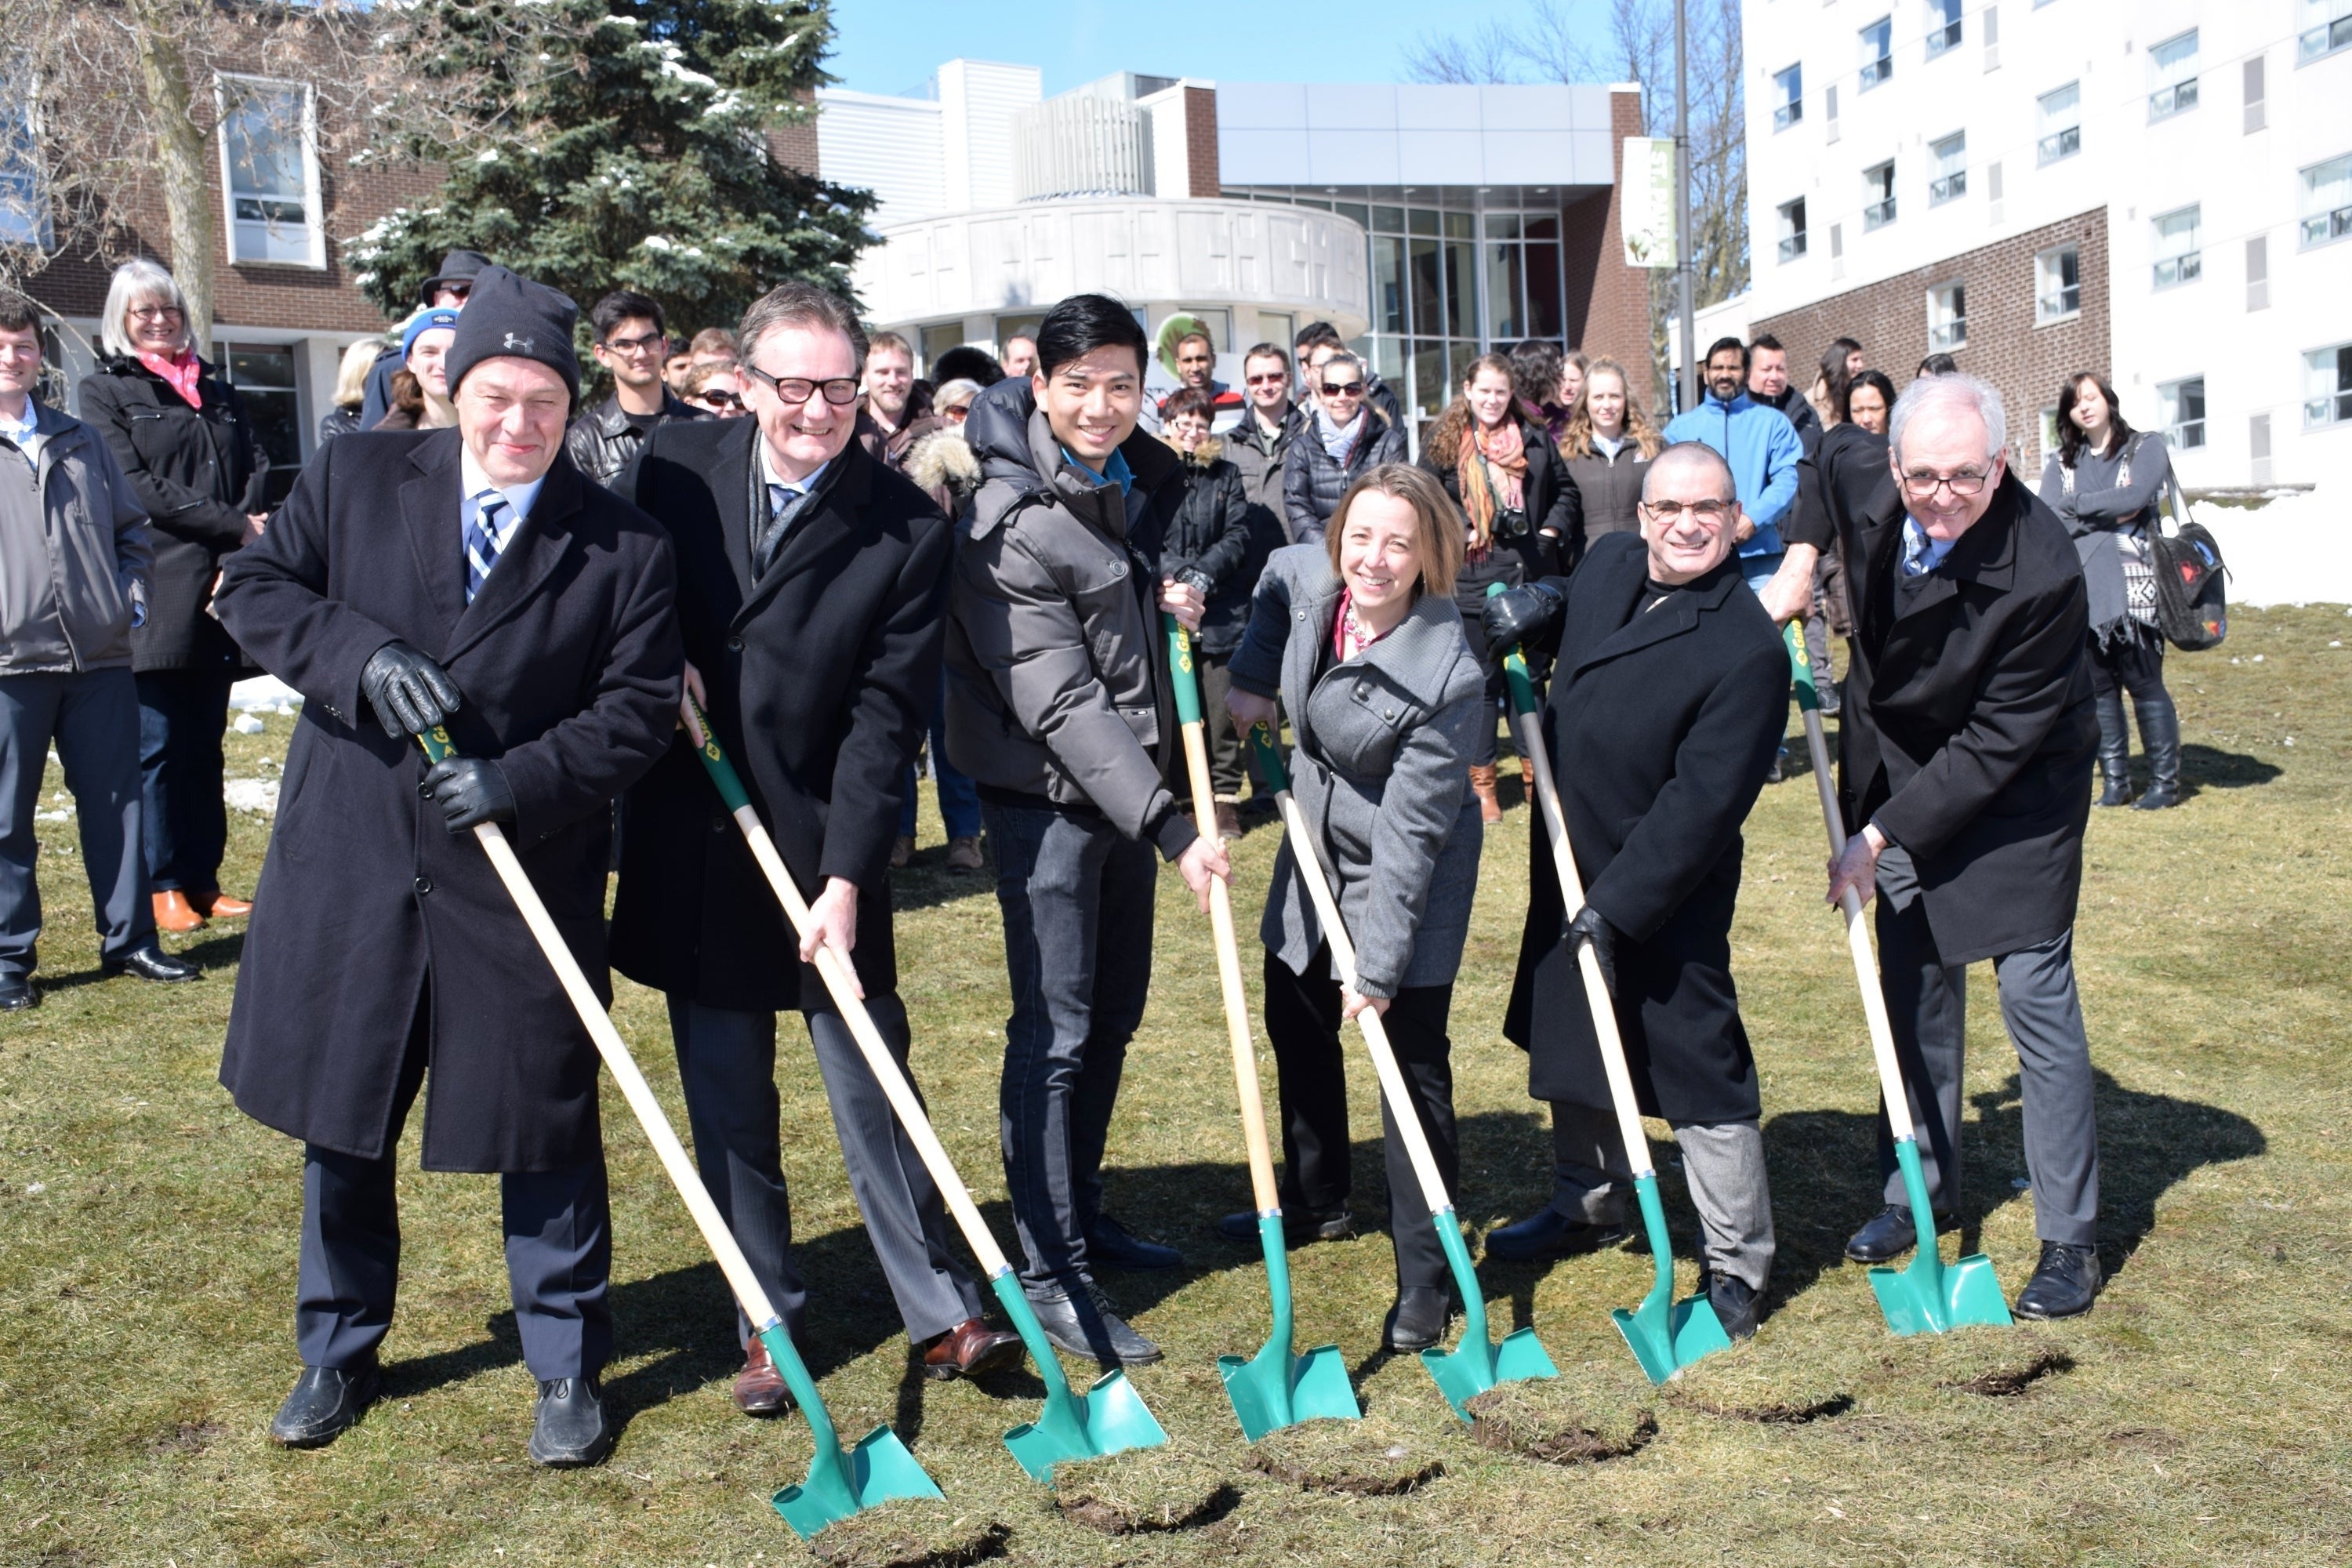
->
xmin=415 ymin=728 xmax=938 ymax=1537
xmin=1780 ymin=625 xmax=2012 ymax=1335
xmin=1492 ymin=612 xmax=1733 ymax=1385
xmin=1245 ymin=720 xmax=1558 ymax=1419
xmin=681 ymin=699 xmax=1168 ymax=1483
xmin=1163 ymin=619 xmax=1360 ymax=1441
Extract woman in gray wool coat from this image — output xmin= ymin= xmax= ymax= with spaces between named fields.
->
xmin=1220 ymin=463 xmax=1486 ymax=1354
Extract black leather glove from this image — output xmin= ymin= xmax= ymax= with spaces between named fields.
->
xmin=1480 ymin=580 xmax=1565 ymax=666
xmin=1172 ymin=565 xmax=1215 ymax=597
xmin=1567 ymin=902 xmax=1618 ymax=1000
xmin=423 ymin=757 xmax=515 ymax=833
xmin=361 ymin=642 xmax=463 ymax=740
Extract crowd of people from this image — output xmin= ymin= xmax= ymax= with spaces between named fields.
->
xmin=0 ymin=250 xmax=2182 ymax=1472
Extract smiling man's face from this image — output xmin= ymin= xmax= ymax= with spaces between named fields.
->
xmin=456 ymin=358 xmax=572 ymax=487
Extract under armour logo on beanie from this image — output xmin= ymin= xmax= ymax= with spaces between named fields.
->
xmin=445 ymin=266 xmax=580 ymax=403
xmin=503 ymin=332 xmax=535 ymax=354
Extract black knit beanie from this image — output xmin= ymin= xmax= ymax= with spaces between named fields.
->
xmin=445 ymin=267 xmax=581 ymax=401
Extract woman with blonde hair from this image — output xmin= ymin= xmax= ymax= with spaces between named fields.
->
xmin=76 ymin=256 xmax=266 ymax=933
xmin=1558 ymin=354 xmax=1664 ymax=540
xmin=1220 ymin=463 xmax=1487 ymax=1352
xmin=317 ymin=339 xmax=379 ymax=448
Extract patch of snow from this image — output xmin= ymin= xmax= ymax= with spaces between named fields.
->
xmin=225 ymin=779 xmax=281 ymax=815
xmin=2190 ymin=484 xmax=2351 ymax=607
xmin=231 ymin=677 xmax=301 ymax=710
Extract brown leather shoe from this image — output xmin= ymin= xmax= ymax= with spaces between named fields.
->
xmin=944 ymin=835 xmax=985 ymax=872
xmin=151 ymin=890 xmax=206 ymax=933
xmin=917 ymin=1316 xmax=1023 ymax=1382
xmin=890 ymin=834 xmax=914 ymax=869
xmin=1468 ymin=764 xmax=1503 ymax=825
xmin=190 ymin=888 xmax=252 ymax=919
xmin=732 ymin=1338 xmax=794 ymax=1417
xmin=1214 ymin=801 xmax=1243 ymax=841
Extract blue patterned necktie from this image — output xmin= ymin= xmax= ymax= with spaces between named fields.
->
xmin=464 ymin=491 xmax=514 ymax=604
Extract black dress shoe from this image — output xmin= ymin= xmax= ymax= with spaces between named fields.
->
xmin=2014 ymin=1241 xmax=2102 ymax=1319
xmin=101 ymin=942 xmax=200 ymax=984
xmin=1025 ymin=1279 xmax=1161 ymax=1367
xmin=269 ymin=1363 xmax=380 ymax=1448
xmin=1843 ymin=1204 xmax=1955 ymax=1264
xmin=1483 ymin=1209 xmax=1631 ymax=1262
xmin=1704 ymin=1272 xmax=1762 ymax=1341
xmin=0 ymin=975 xmax=35 ymax=1011
xmin=528 ymin=1377 xmax=612 ymax=1468
xmin=1086 ymin=1213 xmax=1184 ymax=1271
xmin=1382 ymin=1287 xmax=1454 ymax=1352
xmin=1215 ymin=1207 xmax=1355 ymax=1246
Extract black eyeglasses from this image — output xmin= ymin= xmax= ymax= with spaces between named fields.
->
xmin=739 ymin=363 xmax=860 ymax=405
xmin=602 ymin=332 xmax=665 ymax=356
xmin=1900 ymin=468 xmax=1991 ymax=497
xmin=1320 ymin=381 xmax=1365 ymax=397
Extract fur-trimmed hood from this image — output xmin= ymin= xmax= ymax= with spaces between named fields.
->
xmin=1156 ymin=432 xmax=1225 ymax=470
xmin=906 ymin=424 xmax=981 ymax=500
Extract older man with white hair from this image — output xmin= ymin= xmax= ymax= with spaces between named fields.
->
xmin=1798 ymin=372 xmax=2104 ymax=1322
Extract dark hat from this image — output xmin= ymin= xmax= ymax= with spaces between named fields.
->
xmin=416 ymin=249 xmax=495 ymax=305
xmin=445 ymin=267 xmax=580 ymax=401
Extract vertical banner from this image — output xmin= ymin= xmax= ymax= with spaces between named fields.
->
xmin=1619 ymin=136 xmax=1679 ymax=269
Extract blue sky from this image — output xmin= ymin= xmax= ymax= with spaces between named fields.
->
xmin=825 ymin=1 xmax=1591 ymax=98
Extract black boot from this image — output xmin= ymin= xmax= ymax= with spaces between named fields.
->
xmin=2092 ymin=691 xmax=2132 ymax=807
xmin=2132 ymin=694 xmax=2180 ymax=809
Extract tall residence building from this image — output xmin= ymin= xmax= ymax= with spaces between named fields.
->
xmin=818 ymin=60 xmax=1653 ymax=446
xmin=1719 ymin=0 xmax=2351 ymax=489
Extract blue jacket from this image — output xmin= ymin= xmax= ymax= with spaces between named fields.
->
xmin=1662 ymin=391 xmax=1802 ymax=558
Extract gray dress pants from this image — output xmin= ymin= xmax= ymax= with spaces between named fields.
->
xmin=1543 ymin=1100 xmax=1777 ymax=1294
xmin=0 ymin=668 xmax=152 ymax=978
xmin=1872 ymin=844 xmax=2099 ymax=1245
xmin=666 ymin=993 xmax=982 ymax=1348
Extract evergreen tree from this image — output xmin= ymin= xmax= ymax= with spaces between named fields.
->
xmin=347 ymin=0 xmax=873 ymax=338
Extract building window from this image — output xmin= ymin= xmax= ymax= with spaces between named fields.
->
xmin=0 ymin=75 xmax=47 ymax=251
xmin=222 ymin=343 xmax=304 ymax=494
xmin=1860 ymin=17 xmax=1894 ymax=90
xmin=2300 ymin=0 xmax=2352 ymax=64
xmin=2037 ymin=82 xmax=2082 ymax=165
xmin=216 ymin=75 xmax=321 ymax=267
xmin=1929 ymin=132 xmax=1967 ymax=205
xmin=1479 ymin=209 xmax=1565 ymax=345
xmin=1777 ymin=198 xmax=1808 ymax=262
xmin=2248 ymin=234 xmax=2270 ymax=311
xmin=1773 ymin=64 xmax=1803 ymax=130
xmin=2245 ymin=56 xmax=2267 ymax=134
xmin=2300 ymin=154 xmax=2352 ymax=248
xmin=2158 ymin=377 xmax=2206 ymax=449
xmin=2152 ymin=205 xmax=2202 ymax=288
xmin=2307 ymin=343 xmax=2352 ymax=426
xmin=2150 ymin=30 xmax=2200 ymax=120
xmin=1862 ymin=160 xmax=1897 ymax=230
xmin=1927 ymin=281 xmax=1966 ymax=350
xmin=2035 ymin=244 xmax=2081 ymax=322
xmin=1925 ymin=0 xmax=1963 ymax=58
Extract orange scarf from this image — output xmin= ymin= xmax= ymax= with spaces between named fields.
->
xmin=1457 ymin=418 xmax=1527 ymax=557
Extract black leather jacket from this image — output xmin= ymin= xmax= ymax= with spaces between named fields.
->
xmin=563 ymin=388 xmax=704 ymax=487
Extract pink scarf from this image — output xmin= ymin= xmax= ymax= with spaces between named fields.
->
xmin=137 ymin=349 xmax=203 ymax=410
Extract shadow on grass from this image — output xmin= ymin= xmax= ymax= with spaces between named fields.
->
xmin=2176 ymin=743 xmax=2283 ymax=792
xmin=35 ymin=927 xmax=248 ymax=994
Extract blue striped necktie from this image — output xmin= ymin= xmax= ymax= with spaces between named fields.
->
xmin=464 ymin=491 xmax=513 ymax=604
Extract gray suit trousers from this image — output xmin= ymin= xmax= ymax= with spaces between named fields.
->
xmin=1873 ymin=845 xmax=2099 ymax=1246
xmin=1544 ymin=1099 xmax=1776 ymax=1293
xmin=666 ymin=993 xmax=982 ymax=1348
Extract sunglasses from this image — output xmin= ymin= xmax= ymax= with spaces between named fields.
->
xmin=694 ymin=390 xmax=743 ymax=410
xmin=1245 ymin=372 xmax=1290 ymax=385
xmin=1321 ymin=381 xmax=1365 ymax=397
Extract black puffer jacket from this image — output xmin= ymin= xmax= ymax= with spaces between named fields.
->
xmin=77 ymin=353 xmax=265 ymax=673
xmin=1282 ymin=406 xmax=1407 ymax=546
xmin=1156 ymin=434 xmax=1255 ymax=657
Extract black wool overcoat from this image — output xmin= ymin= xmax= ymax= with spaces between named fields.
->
xmin=608 ymin=423 xmax=953 ymax=1014
xmin=1793 ymin=438 xmax=2096 ymax=965
xmin=212 ymin=430 xmax=681 ymax=1171
xmin=1502 ymin=533 xmax=1790 ymax=1123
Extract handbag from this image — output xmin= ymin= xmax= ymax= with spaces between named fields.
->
xmin=2145 ymin=467 xmax=2227 ymax=651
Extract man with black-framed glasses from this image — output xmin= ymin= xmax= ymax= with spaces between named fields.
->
xmin=1798 ymin=372 xmax=2104 ymax=1323
xmin=565 ymin=290 xmax=705 ymax=487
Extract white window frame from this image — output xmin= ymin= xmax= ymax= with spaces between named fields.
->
xmin=2152 ymin=205 xmax=2202 ymax=289
xmin=1777 ymin=198 xmax=1808 ymax=262
xmin=1927 ymin=280 xmax=1966 ymax=350
xmin=2035 ymin=244 xmax=2081 ymax=323
xmin=2299 ymin=153 xmax=2352 ymax=249
xmin=1860 ymin=17 xmax=1895 ymax=91
xmin=1929 ymin=131 xmax=1967 ymax=205
xmin=2307 ymin=342 xmax=2352 ymax=427
xmin=2149 ymin=30 xmax=2200 ymax=121
xmin=1773 ymin=64 xmax=1803 ymax=130
xmin=2157 ymin=376 xmax=2206 ymax=450
xmin=1862 ymin=159 xmax=1897 ymax=230
xmin=2300 ymin=0 xmax=2352 ymax=64
xmin=215 ymin=73 xmax=325 ymax=269
xmin=1924 ymin=0 xmax=1963 ymax=59
xmin=2037 ymin=82 xmax=2082 ymax=165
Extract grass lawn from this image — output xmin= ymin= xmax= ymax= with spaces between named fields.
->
xmin=3 ymin=604 xmax=2349 ymax=1566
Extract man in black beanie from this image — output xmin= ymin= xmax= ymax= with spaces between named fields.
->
xmin=215 ymin=263 xmax=681 ymax=1468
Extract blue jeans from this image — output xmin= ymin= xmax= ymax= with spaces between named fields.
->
xmin=1740 ymin=550 xmax=1786 ymax=597
xmin=898 ymin=673 xmax=981 ymax=840
xmin=1 ymin=669 xmax=152 ymax=976
xmin=135 ymin=668 xmax=235 ymax=892
xmin=982 ymin=799 xmax=1157 ymax=1289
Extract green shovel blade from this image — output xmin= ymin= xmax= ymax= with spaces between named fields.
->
xmin=1218 ymin=1212 xmax=1361 ymax=1440
xmin=1613 ymin=1173 xmax=1734 ymax=1385
xmin=755 ymin=1323 xmax=942 ymax=1539
xmin=1868 ymin=1139 xmax=2014 ymax=1335
xmin=988 ymin=1272 xmax=1167 ymax=1483
xmin=1422 ymin=1207 xmax=1559 ymax=1418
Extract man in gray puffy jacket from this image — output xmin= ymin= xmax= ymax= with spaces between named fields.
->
xmin=0 ymin=294 xmax=195 ymax=1010
xmin=945 ymin=293 xmax=1229 ymax=1367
